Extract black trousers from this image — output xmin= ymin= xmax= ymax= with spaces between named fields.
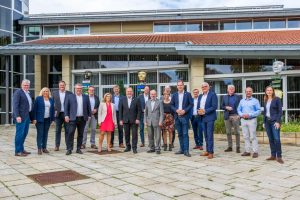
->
xmin=55 ymin=112 xmax=68 ymax=147
xmin=124 ymin=123 xmax=138 ymax=150
xmin=111 ymin=111 xmax=124 ymax=145
xmin=66 ymin=117 xmax=86 ymax=151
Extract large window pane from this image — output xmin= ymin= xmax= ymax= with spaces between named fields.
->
xmin=0 ymin=30 xmax=11 ymax=46
xmin=101 ymin=73 xmax=127 ymax=85
xmin=59 ymin=25 xmax=74 ymax=35
xmin=0 ymin=0 xmax=12 ymax=8
xmin=74 ymin=55 xmax=100 ymax=69
xmin=26 ymin=26 xmax=41 ymax=37
xmin=159 ymin=55 xmax=184 ymax=66
xmin=253 ymin=19 xmax=269 ymax=29
xmin=101 ymin=55 xmax=128 ymax=69
xmin=74 ymin=74 xmax=99 ymax=85
xmin=129 ymin=71 xmax=157 ymax=84
xmin=13 ymin=11 xmax=23 ymax=36
xmin=270 ymin=19 xmax=286 ymax=29
xmin=26 ymin=55 xmax=35 ymax=73
xmin=287 ymin=110 xmax=300 ymax=121
xmin=50 ymin=55 xmax=62 ymax=72
xmin=205 ymin=58 xmax=242 ymax=74
xmin=49 ymin=74 xmax=62 ymax=89
xmin=0 ymin=7 xmax=12 ymax=31
xmin=286 ymin=59 xmax=300 ymax=71
xmin=243 ymin=59 xmax=275 ymax=72
xmin=44 ymin=26 xmax=59 ymax=35
xmin=287 ymin=93 xmax=300 ymax=109
xmin=287 ymin=76 xmax=300 ymax=91
xmin=203 ymin=21 xmax=219 ymax=31
xmin=236 ymin=20 xmax=252 ymax=30
xmin=26 ymin=74 xmax=35 ymax=88
xmin=154 ymin=23 xmax=169 ymax=32
xmin=288 ymin=18 xmax=300 ymax=28
xmin=0 ymin=72 xmax=5 ymax=87
xmin=246 ymin=79 xmax=272 ymax=93
xmin=129 ymin=55 xmax=157 ymax=67
xmin=206 ymin=79 xmax=242 ymax=94
xmin=159 ymin=70 xmax=188 ymax=83
xmin=220 ymin=20 xmax=235 ymax=30
xmin=170 ymin=22 xmax=186 ymax=32
xmin=75 ymin=25 xmax=89 ymax=34
xmin=187 ymin=22 xmax=202 ymax=31
xmin=13 ymin=55 xmax=23 ymax=73
xmin=14 ymin=0 xmax=22 ymax=12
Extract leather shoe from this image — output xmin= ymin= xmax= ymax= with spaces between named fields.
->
xmin=201 ymin=152 xmax=209 ymax=156
xmin=140 ymin=144 xmax=145 ymax=147
xmin=236 ymin=147 xmax=241 ymax=153
xmin=91 ymin=144 xmax=97 ymax=149
xmin=224 ymin=147 xmax=233 ymax=152
xmin=184 ymin=152 xmax=191 ymax=157
xmin=198 ymin=146 xmax=203 ymax=150
xmin=66 ymin=150 xmax=72 ymax=155
xmin=252 ymin=153 xmax=259 ymax=158
xmin=76 ymin=149 xmax=83 ymax=154
xmin=133 ymin=149 xmax=137 ymax=154
xmin=147 ymin=150 xmax=155 ymax=153
xmin=38 ymin=149 xmax=42 ymax=155
xmin=193 ymin=146 xmax=199 ymax=149
xmin=109 ymin=144 xmax=113 ymax=148
xmin=54 ymin=146 xmax=59 ymax=151
xmin=276 ymin=157 xmax=284 ymax=164
xmin=15 ymin=152 xmax=27 ymax=157
xmin=23 ymin=150 xmax=31 ymax=155
xmin=81 ymin=144 xmax=86 ymax=149
xmin=266 ymin=156 xmax=276 ymax=161
xmin=156 ymin=151 xmax=161 ymax=155
xmin=42 ymin=149 xmax=49 ymax=153
xmin=208 ymin=154 xmax=214 ymax=159
xmin=241 ymin=152 xmax=251 ymax=156
xmin=119 ymin=143 xmax=125 ymax=148
xmin=175 ymin=151 xmax=183 ymax=155
xmin=124 ymin=148 xmax=131 ymax=152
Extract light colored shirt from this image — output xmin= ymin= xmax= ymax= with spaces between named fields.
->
xmin=114 ymin=95 xmax=120 ymax=111
xmin=193 ymin=97 xmax=198 ymax=115
xmin=200 ymin=93 xmax=208 ymax=109
xmin=23 ymin=90 xmax=32 ymax=112
xmin=89 ymin=95 xmax=95 ymax=112
xmin=266 ymin=100 xmax=271 ymax=118
xmin=144 ymin=94 xmax=149 ymax=103
xmin=151 ymin=99 xmax=156 ymax=111
xmin=127 ymin=97 xmax=132 ymax=108
xmin=59 ymin=91 xmax=66 ymax=112
xmin=76 ymin=94 xmax=83 ymax=116
xmin=237 ymin=97 xmax=261 ymax=118
xmin=178 ymin=92 xmax=184 ymax=110
xmin=44 ymin=99 xmax=50 ymax=118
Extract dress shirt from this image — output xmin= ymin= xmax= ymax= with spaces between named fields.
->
xmin=237 ymin=97 xmax=261 ymax=118
xmin=151 ymin=99 xmax=156 ymax=111
xmin=114 ymin=95 xmax=120 ymax=111
xmin=23 ymin=90 xmax=32 ymax=112
xmin=144 ymin=94 xmax=149 ymax=103
xmin=59 ymin=91 xmax=66 ymax=112
xmin=193 ymin=97 xmax=198 ymax=115
xmin=89 ymin=95 xmax=95 ymax=112
xmin=44 ymin=99 xmax=50 ymax=118
xmin=200 ymin=92 xmax=208 ymax=109
xmin=127 ymin=97 xmax=132 ymax=108
xmin=266 ymin=100 xmax=271 ymax=118
xmin=76 ymin=94 xmax=83 ymax=117
xmin=178 ymin=92 xmax=184 ymax=110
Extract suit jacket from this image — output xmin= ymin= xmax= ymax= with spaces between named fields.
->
xmin=112 ymin=94 xmax=124 ymax=112
xmin=170 ymin=91 xmax=193 ymax=120
xmin=139 ymin=94 xmax=150 ymax=112
xmin=32 ymin=96 xmax=55 ymax=123
xmin=197 ymin=91 xmax=218 ymax=122
xmin=221 ymin=94 xmax=241 ymax=120
xmin=263 ymin=97 xmax=282 ymax=124
xmin=13 ymin=89 xmax=33 ymax=121
xmin=64 ymin=93 xmax=91 ymax=121
xmin=88 ymin=95 xmax=100 ymax=120
xmin=52 ymin=90 xmax=72 ymax=117
xmin=119 ymin=96 xmax=141 ymax=124
xmin=98 ymin=102 xmax=117 ymax=125
xmin=144 ymin=99 xmax=164 ymax=126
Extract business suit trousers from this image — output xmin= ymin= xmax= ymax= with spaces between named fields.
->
xmin=15 ymin=116 xmax=30 ymax=154
xmin=175 ymin=117 xmax=189 ymax=153
xmin=36 ymin=118 xmax=51 ymax=149
xmin=265 ymin=119 xmax=282 ymax=158
xmin=224 ymin=115 xmax=240 ymax=148
xmin=241 ymin=118 xmax=258 ymax=153
xmin=203 ymin=120 xmax=215 ymax=154
xmin=55 ymin=112 xmax=68 ymax=148
xmin=191 ymin=116 xmax=203 ymax=146
xmin=111 ymin=111 xmax=124 ymax=145
xmin=83 ymin=115 xmax=97 ymax=145
xmin=66 ymin=117 xmax=86 ymax=151
xmin=147 ymin=125 xmax=161 ymax=151
xmin=139 ymin=114 xmax=145 ymax=145
xmin=124 ymin=123 xmax=138 ymax=150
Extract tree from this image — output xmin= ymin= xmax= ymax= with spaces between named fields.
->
xmin=117 ymin=80 xmax=125 ymax=96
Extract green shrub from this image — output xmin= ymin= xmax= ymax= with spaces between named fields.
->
xmin=214 ymin=112 xmax=226 ymax=134
xmin=281 ymin=122 xmax=300 ymax=132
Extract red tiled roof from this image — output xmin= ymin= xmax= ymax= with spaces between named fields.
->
xmin=26 ymin=30 xmax=300 ymax=45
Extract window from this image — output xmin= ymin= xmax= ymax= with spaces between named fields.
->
xmin=1 ymin=0 xmax=12 ymax=8
xmin=187 ymin=22 xmax=202 ymax=31
xmin=243 ymin=59 xmax=274 ymax=72
xmin=270 ymin=19 xmax=286 ymax=29
xmin=236 ymin=20 xmax=252 ymax=30
xmin=26 ymin=26 xmax=40 ymax=41
xmin=59 ymin=25 xmax=74 ymax=35
xmin=44 ymin=26 xmax=59 ymax=35
xmin=101 ymin=73 xmax=127 ymax=85
xmin=220 ymin=20 xmax=235 ymax=30
xmin=0 ymin=7 xmax=12 ymax=31
xmin=74 ymin=55 xmax=99 ymax=69
xmin=14 ymin=0 xmax=22 ymax=12
xmin=203 ymin=21 xmax=219 ymax=31
xmin=159 ymin=55 xmax=185 ymax=66
xmin=49 ymin=56 xmax=62 ymax=90
xmin=170 ymin=22 xmax=186 ymax=32
xmin=74 ymin=74 xmax=99 ymax=85
xmin=0 ymin=31 xmax=11 ymax=46
xmin=154 ymin=23 xmax=169 ymax=32
xmin=253 ymin=19 xmax=269 ymax=29
xmin=288 ymin=18 xmax=300 ymax=28
xmin=286 ymin=59 xmax=300 ymax=70
xmin=205 ymin=58 xmax=242 ymax=74
xmin=129 ymin=55 xmax=157 ymax=67
xmin=159 ymin=70 xmax=188 ymax=83
xmin=130 ymin=71 xmax=157 ymax=84
xmin=101 ymin=55 xmax=128 ymax=69
xmin=75 ymin=25 xmax=89 ymax=34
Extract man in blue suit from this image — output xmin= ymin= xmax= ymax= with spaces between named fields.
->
xmin=197 ymin=82 xmax=218 ymax=159
xmin=64 ymin=83 xmax=91 ymax=155
xmin=171 ymin=80 xmax=193 ymax=157
xmin=13 ymin=79 xmax=33 ymax=156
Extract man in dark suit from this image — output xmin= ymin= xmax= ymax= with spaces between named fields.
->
xmin=64 ymin=83 xmax=91 ymax=155
xmin=82 ymin=86 xmax=100 ymax=149
xmin=13 ymin=79 xmax=33 ymax=156
xmin=52 ymin=80 xmax=72 ymax=151
xmin=197 ymin=82 xmax=218 ymax=159
xmin=119 ymin=87 xmax=141 ymax=154
xmin=171 ymin=80 xmax=193 ymax=157
xmin=191 ymin=88 xmax=204 ymax=150
xmin=111 ymin=85 xmax=125 ymax=148
xmin=138 ymin=85 xmax=150 ymax=147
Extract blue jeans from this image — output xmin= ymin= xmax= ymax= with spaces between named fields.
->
xmin=265 ymin=119 xmax=282 ymax=158
xmin=36 ymin=118 xmax=51 ymax=149
xmin=15 ymin=116 xmax=30 ymax=154
xmin=191 ymin=116 xmax=203 ymax=146
xmin=203 ymin=120 xmax=215 ymax=154
xmin=55 ymin=112 xmax=68 ymax=147
xmin=139 ymin=114 xmax=145 ymax=145
xmin=175 ymin=117 xmax=189 ymax=153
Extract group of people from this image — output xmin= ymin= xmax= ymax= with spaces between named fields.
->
xmin=13 ymin=79 xmax=284 ymax=163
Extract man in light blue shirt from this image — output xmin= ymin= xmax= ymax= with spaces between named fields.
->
xmin=237 ymin=87 xmax=261 ymax=158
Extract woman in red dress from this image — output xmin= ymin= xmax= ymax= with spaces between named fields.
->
xmin=98 ymin=93 xmax=117 ymax=152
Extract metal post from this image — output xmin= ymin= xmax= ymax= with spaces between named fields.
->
xmin=5 ymin=56 xmax=9 ymax=125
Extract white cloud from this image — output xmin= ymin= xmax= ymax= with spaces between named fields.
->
xmin=29 ymin=0 xmax=300 ymax=14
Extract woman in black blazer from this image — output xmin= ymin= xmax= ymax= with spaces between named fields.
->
xmin=263 ymin=86 xmax=283 ymax=164
xmin=33 ymin=87 xmax=55 ymax=155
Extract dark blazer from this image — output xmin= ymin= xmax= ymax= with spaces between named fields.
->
xmin=32 ymin=96 xmax=55 ymax=123
xmin=139 ymin=94 xmax=150 ymax=112
xmin=89 ymin=95 xmax=100 ymax=120
xmin=119 ymin=96 xmax=141 ymax=124
xmin=170 ymin=91 xmax=193 ymax=120
xmin=64 ymin=93 xmax=91 ymax=121
xmin=52 ymin=90 xmax=72 ymax=117
xmin=197 ymin=91 xmax=218 ymax=122
xmin=263 ymin=97 xmax=282 ymax=124
xmin=221 ymin=94 xmax=241 ymax=120
xmin=13 ymin=89 xmax=33 ymax=121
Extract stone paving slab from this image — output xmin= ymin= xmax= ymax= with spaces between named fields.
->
xmin=0 ymin=127 xmax=299 ymax=200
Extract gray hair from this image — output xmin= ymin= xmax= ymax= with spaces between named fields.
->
xmin=74 ymin=83 xmax=82 ymax=88
xmin=201 ymin=82 xmax=209 ymax=87
xmin=227 ymin=85 xmax=235 ymax=90
xmin=21 ymin=79 xmax=30 ymax=85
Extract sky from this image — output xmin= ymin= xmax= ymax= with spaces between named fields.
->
xmin=29 ymin=0 xmax=300 ymax=14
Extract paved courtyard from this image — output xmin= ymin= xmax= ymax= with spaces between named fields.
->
xmin=0 ymin=126 xmax=300 ymax=200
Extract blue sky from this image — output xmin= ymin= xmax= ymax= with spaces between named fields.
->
xmin=29 ymin=0 xmax=300 ymax=14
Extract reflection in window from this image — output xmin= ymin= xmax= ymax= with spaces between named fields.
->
xmin=26 ymin=26 xmax=40 ymax=37
xmin=75 ymin=25 xmax=89 ymax=34
xmin=59 ymin=25 xmax=74 ymax=35
xmin=220 ymin=20 xmax=235 ymax=30
xmin=0 ymin=7 xmax=12 ymax=31
xmin=154 ymin=23 xmax=169 ymax=32
xmin=270 ymin=19 xmax=286 ymax=29
xmin=14 ymin=0 xmax=22 ymax=12
xmin=159 ymin=55 xmax=184 ymax=66
xmin=170 ymin=22 xmax=186 ymax=32
xmin=1 ymin=0 xmax=12 ymax=8
xmin=203 ymin=21 xmax=218 ymax=31
xmin=187 ymin=22 xmax=202 ymax=31
xmin=74 ymin=74 xmax=99 ymax=85
xmin=288 ymin=18 xmax=300 ymax=28
xmin=243 ymin=59 xmax=275 ymax=72
xmin=48 ymin=74 xmax=62 ymax=89
xmin=205 ymin=58 xmax=242 ymax=75
xmin=286 ymin=59 xmax=300 ymax=71
xmin=129 ymin=55 xmax=157 ymax=67
xmin=101 ymin=55 xmax=128 ymax=69
xmin=44 ymin=26 xmax=59 ymax=35
xmin=287 ymin=93 xmax=300 ymax=109
xmin=50 ymin=55 xmax=62 ymax=72
xmin=236 ymin=20 xmax=252 ymax=30
xmin=253 ymin=19 xmax=269 ymax=29
xmin=129 ymin=71 xmax=157 ymax=84
xmin=287 ymin=76 xmax=300 ymax=91
xmin=101 ymin=73 xmax=127 ymax=85
xmin=0 ymin=31 xmax=11 ymax=46
xmin=74 ymin=55 xmax=99 ymax=69
xmin=246 ymin=79 xmax=275 ymax=93
xmin=159 ymin=70 xmax=188 ymax=83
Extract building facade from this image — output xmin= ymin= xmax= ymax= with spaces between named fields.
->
xmin=1 ymin=4 xmax=300 ymax=124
